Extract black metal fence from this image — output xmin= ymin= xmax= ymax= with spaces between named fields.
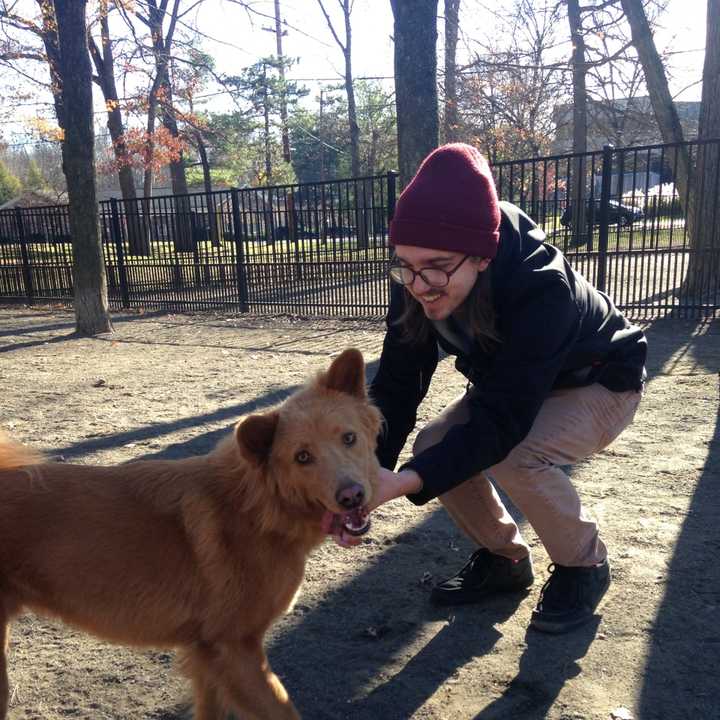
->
xmin=0 ymin=173 xmax=397 ymax=316
xmin=1 ymin=138 xmax=719 ymax=319
xmin=493 ymin=137 xmax=720 ymax=319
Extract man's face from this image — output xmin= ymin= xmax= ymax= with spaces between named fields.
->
xmin=392 ymin=245 xmax=491 ymax=320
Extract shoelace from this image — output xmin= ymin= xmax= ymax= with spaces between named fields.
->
xmin=537 ymin=563 xmax=581 ymax=606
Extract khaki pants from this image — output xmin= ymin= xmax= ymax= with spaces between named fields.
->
xmin=413 ymin=384 xmax=642 ymax=567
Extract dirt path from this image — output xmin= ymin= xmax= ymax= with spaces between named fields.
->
xmin=1 ymin=306 xmax=718 ymax=720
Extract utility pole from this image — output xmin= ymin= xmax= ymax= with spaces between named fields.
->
xmin=319 ymin=88 xmax=325 ymax=181
xmin=274 ymin=0 xmax=291 ymax=163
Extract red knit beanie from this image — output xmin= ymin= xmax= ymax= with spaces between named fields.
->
xmin=390 ymin=143 xmax=501 ymax=259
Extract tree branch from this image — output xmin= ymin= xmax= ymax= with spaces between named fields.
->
xmin=316 ymin=0 xmax=346 ymax=52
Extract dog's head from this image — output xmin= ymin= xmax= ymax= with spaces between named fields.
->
xmin=235 ymin=348 xmax=382 ymax=536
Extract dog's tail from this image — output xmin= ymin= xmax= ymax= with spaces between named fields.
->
xmin=0 ymin=430 xmax=43 ymax=470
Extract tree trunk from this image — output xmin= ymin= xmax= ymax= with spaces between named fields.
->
xmin=567 ymin=0 xmax=588 ymax=247
xmin=145 ymin=0 xmax=191 ymax=252
xmin=144 ymin=87 xmax=158 ymax=198
xmin=620 ymin=0 xmax=696 ymax=259
xmin=686 ymin=0 xmax=720 ymax=298
xmin=54 ymin=0 xmax=112 ymax=335
xmin=390 ymin=0 xmax=440 ymax=189
xmin=443 ymin=0 xmax=460 ymax=143
xmin=195 ymin=131 xmax=219 ymax=247
xmin=262 ymin=62 xmax=272 ymax=184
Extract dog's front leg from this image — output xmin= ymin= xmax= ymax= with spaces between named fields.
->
xmin=201 ymin=638 xmax=300 ymax=720
xmin=191 ymin=668 xmax=224 ymax=720
xmin=0 ymin=617 xmax=8 ymax=720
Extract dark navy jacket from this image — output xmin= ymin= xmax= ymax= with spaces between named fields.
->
xmin=369 ymin=202 xmax=647 ymax=505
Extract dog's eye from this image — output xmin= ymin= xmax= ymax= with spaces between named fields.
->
xmin=342 ymin=432 xmax=356 ymax=446
xmin=295 ymin=449 xmax=313 ymax=465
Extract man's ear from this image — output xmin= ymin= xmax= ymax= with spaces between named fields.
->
xmin=318 ymin=348 xmax=366 ymax=399
xmin=236 ymin=411 xmax=279 ymax=465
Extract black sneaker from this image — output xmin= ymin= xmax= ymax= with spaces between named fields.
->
xmin=430 ymin=548 xmax=534 ymax=606
xmin=530 ymin=559 xmax=611 ymax=634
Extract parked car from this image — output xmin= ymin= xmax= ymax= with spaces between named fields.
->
xmin=560 ymin=199 xmax=644 ymax=227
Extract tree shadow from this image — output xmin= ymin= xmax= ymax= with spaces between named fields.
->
xmin=638 ymin=315 xmax=720 ymax=718
xmin=472 ymin=619 xmax=601 ymax=719
xmin=265 ymin=508 xmax=533 ymax=720
xmin=52 ymin=359 xmax=379 ymax=461
xmin=0 ymin=310 xmax=169 ymax=353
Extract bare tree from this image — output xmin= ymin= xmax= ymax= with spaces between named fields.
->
xmin=443 ymin=0 xmax=460 ymax=143
xmin=54 ymin=0 xmax=112 ymax=335
xmin=582 ymin=2 xmax=648 ymax=147
xmin=88 ymin=0 xmax=148 ymax=255
xmin=456 ymin=0 xmax=565 ymax=161
xmin=390 ymin=0 xmax=439 ymax=188
xmin=317 ymin=0 xmax=360 ymax=177
xmin=620 ymin=0 xmax=694 ymax=224
xmin=134 ymin=0 xmax=188 ymax=199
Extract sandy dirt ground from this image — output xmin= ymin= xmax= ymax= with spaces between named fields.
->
xmin=0 ymin=305 xmax=718 ymax=720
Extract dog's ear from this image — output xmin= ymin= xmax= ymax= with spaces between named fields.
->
xmin=236 ymin=411 xmax=279 ymax=465
xmin=320 ymin=348 xmax=366 ymax=399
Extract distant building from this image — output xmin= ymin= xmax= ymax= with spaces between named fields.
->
xmin=552 ymin=96 xmax=700 ymax=154
xmin=0 ymin=190 xmax=63 ymax=210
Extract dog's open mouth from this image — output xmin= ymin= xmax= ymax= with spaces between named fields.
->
xmin=322 ymin=506 xmax=371 ymax=537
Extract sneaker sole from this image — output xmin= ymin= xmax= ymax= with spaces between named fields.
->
xmin=529 ymin=611 xmax=597 ymax=634
xmin=430 ymin=582 xmax=534 ymax=607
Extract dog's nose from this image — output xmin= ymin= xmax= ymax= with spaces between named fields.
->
xmin=336 ymin=482 xmax=365 ymax=509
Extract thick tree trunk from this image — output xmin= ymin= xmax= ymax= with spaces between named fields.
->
xmin=54 ymin=0 xmax=112 ymax=335
xmin=567 ymin=0 xmax=588 ymax=246
xmin=686 ymin=0 xmax=720 ymax=298
xmin=390 ymin=0 xmax=439 ymax=189
xmin=443 ymin=0 xmax=460 ymax=143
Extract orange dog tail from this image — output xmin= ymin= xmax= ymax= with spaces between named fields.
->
xmin=0 ymin=430 xmax=43 ymax=469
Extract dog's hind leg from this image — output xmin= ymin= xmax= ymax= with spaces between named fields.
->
xmin=180 ymin=648 xmax=224 ymax=720
xmin=200 ymin=638 xmax=300 ymax=720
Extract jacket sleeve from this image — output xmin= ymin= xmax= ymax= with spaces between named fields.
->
xmin=369 ymin=283 xmax=439 ymax=470
xmin=401 ymin=267 xmax=581 ymax=504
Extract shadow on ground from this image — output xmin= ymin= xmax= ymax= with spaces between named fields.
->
xmin=638 ymin=316 xmax=720 ymax=719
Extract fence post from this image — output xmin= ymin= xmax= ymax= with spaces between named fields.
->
xmin=387 ymin=170 xmax=397 ymax=223
xmin=14 ymin=207 xmax=34 ymax=305
xmin=596 ymin=144 xmax=614 ymax=294
xmin=231 ymin=188 xmax=250 ymax=312
xmin=110 ymin=198 xmax=130 ymax=308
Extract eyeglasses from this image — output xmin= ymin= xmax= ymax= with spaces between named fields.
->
xmin=388 ymin=255 xmax=470 ymax=288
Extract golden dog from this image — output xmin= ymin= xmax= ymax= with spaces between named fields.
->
xmin=0 ymin=348 xmax=380 ymax=720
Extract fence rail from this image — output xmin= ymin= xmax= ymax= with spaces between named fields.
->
xmin=1 ymin=139 xmax=719 ymax=319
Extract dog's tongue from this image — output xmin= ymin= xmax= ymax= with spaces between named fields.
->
xmin=321 ymin=508 xmax=371 ymax=537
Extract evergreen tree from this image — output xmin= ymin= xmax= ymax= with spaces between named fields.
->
xmin=24 ymin=159 xmax=46 ymax=192
xmin=0 ymin=160 xmax=21 ymax=204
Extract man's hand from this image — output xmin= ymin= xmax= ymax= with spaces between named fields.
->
xmin=327 ymin=467 xmax=423 ymax=548
xmin=369 ymin=467 xmax=423 ymax=511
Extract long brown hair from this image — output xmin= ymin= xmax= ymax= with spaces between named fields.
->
xmin=394 ymin=262 xmax=499 ymax=352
